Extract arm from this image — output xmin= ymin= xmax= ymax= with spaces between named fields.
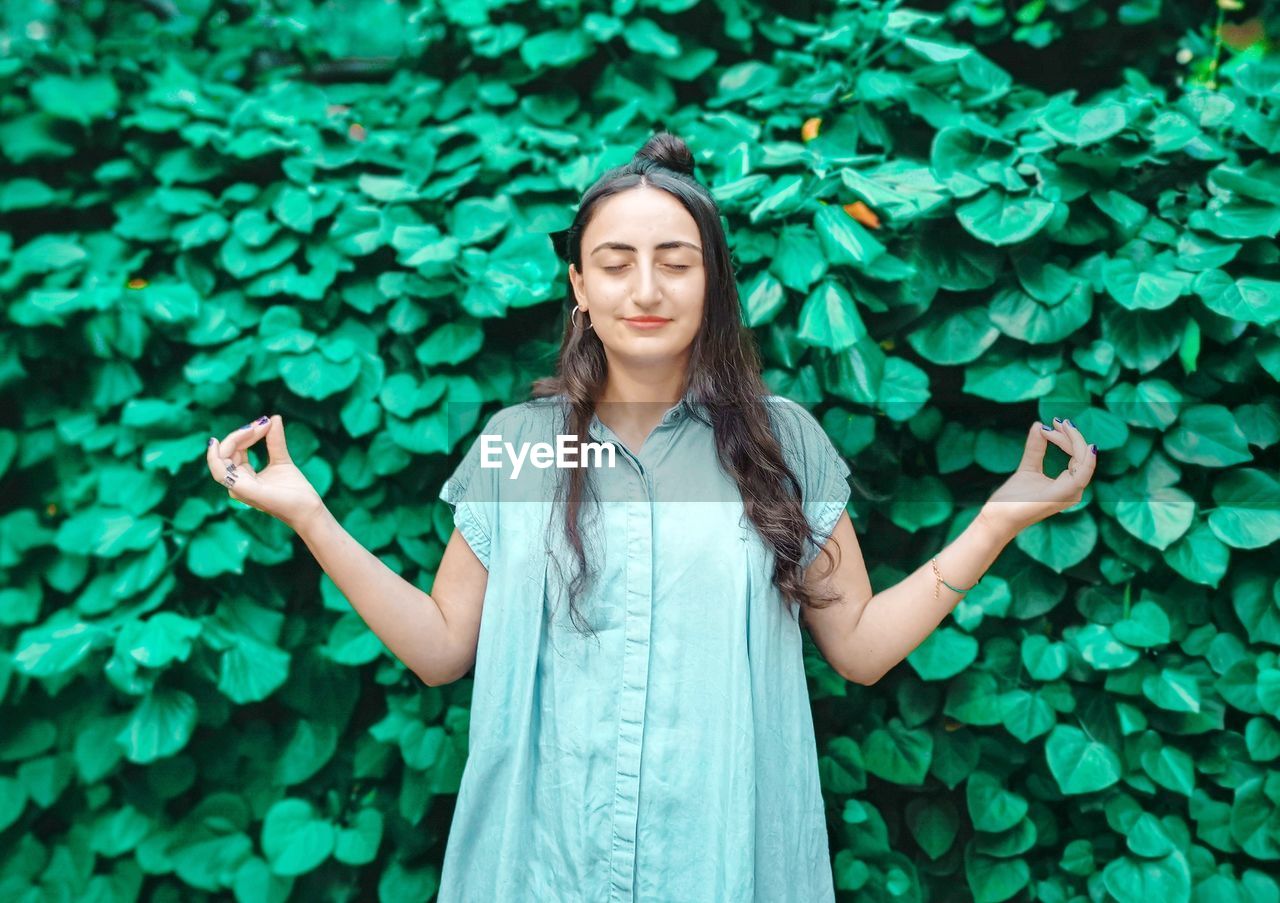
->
xmin=295 ymin=510 xmax=489 ymax=687
xmin=802 ymin=418 xmax=1095 ymax=685
xmin=801 ymin=509 xmax=1013 ymax=686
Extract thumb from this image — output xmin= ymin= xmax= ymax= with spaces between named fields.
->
xmin=1017 ymin=421 xmax=1051 ymax=472
xmin=264 ymin=414 xmax=293 ymax=465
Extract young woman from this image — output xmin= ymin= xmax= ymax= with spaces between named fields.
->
xmin=205 ymin=131 xmax=1096 ymax=901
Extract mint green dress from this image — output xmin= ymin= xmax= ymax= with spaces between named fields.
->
xmin=436 ymin=393 xmax=851 ymax=902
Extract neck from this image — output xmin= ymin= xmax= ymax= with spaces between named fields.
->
xmin=596 ymin=363 xmax=688 ymax=407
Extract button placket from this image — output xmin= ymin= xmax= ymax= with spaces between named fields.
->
xmin=601 ymin=421 xmax=654 ymax=903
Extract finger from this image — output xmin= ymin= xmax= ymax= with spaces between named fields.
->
xmin=206 ymin=438 xmax=249 ymax=492
xmin=1059 ymin=418 xmax=1098 ymax=485
xmin=1020 ymin=421 xmax=1071 ymax=472
xmin=1055 ymin=417 xmax=1087 ymax=460
xmin=263 ymin=414 xmax=292 ymax=466
xmin=218 ymin=415 xmax=270 ymax=461
xmin=1053 ymin=418 xmax=1096 ymax=487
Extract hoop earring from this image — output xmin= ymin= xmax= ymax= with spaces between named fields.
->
xmin=571 ymin=307 xmax=593 ymax=331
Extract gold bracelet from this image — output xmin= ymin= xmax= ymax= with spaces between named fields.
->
xmin=932 ymin=556 xmax=982 ymax=601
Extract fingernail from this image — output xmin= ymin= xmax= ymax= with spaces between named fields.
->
xmin=1091 ymin=445 xmax=1097 ymax=455
xmin=256 ymin=416 xmax=269 ymax=425
xmin=207 ymin=437 xmax=215 ymax=446
xmin=239 ymin=423 xmax=252 ymax=430
xmin=1041 ymin=424 xmax=1053 ymax=431
xmin=1066 ymin=419 xmax=1076 ymax=428
xmin=1053 ymin=417 xmax=1062 ymax=423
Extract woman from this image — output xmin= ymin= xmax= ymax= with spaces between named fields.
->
xmin=205 ymin=131 xmax=1096 ymax=901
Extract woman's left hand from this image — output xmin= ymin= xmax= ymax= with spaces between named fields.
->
xmin=978 ymin=418 xmax=1097 ymax=540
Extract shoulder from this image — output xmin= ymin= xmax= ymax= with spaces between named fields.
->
xmin=477 ymin=395 xmax=565 ymax=439
xmin=760 ymin=394 xmax=850 ymax=487
xmin=762 ymin=394 xmax=825 ymax=442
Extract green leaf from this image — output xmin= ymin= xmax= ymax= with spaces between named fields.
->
xmin=1045 ymin=724 xmax=1122 ymax=795
xmin=1021 ymin=636 xmax=1068 ymax=681
xmin=1102 ymin=257 xmax=1191 ymax=311
xmin=863 ymin=719 xmax=932 ymax=785
xmin=31 ymin=74 xmax=120 ymax=124
xmin=797 ymin=281 xmax=867 ymax=351
xmin=964 ymin=849 xmax=1031 ymax=903
xmin=115 ymin=613 xmax=203 ymax=669
xmin=967 ymin=771 xmax=1028 ymax=833
xmin=814 ymin=204 xmax=885 ymax=267
xmin=334 ymin=808 xmax=383 ymax=866
xmin=415 ymin=321 xmax=484 ymax=366
xmin=55 ymin=509 xmax=163 ymax=558
xmin=1102 ymin=852 xmax=1191 ymax=903
xmin=1112 ymin=600 xmax=1172 ymax=647
xmin=521 ymin=29 xmax=594 ymax=68
xmin=14 ymin=614 xmax=102 ymax=677
xmin=218 ymin=638 xmax=291 ymax=704
xmin=1039 ymin=101 xmax=1128 ymax=146
xmin=1015 ymin=511 xmax=1097 ymax=571
xmin=906 ymin=307 xmax=1000 ymax=365
xmin=741 ymin=270 xmax=786 ymax=327
xmin=956 ymin=190 xmax=1055 ymax=246
xmin=449 ymin=196 xmax=513 ymax=245
xmin=1194 ymin=270 xmax=1280 ymax=327
xmin=885 ymin=473 xmax=951 ymax=533
xmin=261 ymin=798 xmax=335 ymax=877
xmin=1208 ymin=469 xmax=1280 ymax=549
xmin=771 ymin=224 xmax=827 ymax=291
xmin=1162 ymin=520 xmax=1230 ymax=588
xmin=906 ymin=797 xmax=958 ymax=860
xmin=1113 ymin=486 xmax=1196 ymax=550
xmin=1164 ymin=404 xmax=1252 ymax=467
xmin=908 ymin=627 xmax=978 ymax=680
xmin=1142 ymin=668 xmax=1202 ymax=713
xmin=622 ymin=18 xmax=681 ymax=58
xmin=117 ymin=686 xmax=198 ymax=763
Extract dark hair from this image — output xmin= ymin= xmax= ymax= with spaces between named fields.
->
xmin=532 ymin=130 xmax=873 ymax=639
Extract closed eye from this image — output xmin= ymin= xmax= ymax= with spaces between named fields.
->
xmin=603 ymin=264 xmax=691 ymax=272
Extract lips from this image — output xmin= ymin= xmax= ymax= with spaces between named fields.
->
xmin=625 ymin=317 xmax=671 ymax=324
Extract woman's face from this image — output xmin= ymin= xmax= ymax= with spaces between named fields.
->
xmin=568 ymin=186 xmax=706 ymax=372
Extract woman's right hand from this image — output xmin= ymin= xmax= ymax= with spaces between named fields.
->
xmin=205 ymin=414 xmax=326 ymax=532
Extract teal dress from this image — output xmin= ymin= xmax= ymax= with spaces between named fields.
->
xmin=436 ymin=392 xmax=852 ymax=902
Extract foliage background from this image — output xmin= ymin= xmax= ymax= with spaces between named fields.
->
xmin=2 ymin=0 xmax=1280 ymax=900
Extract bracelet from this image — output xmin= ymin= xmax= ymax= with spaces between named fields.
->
xmin=932 ymin=556 xmax=982 ymax=601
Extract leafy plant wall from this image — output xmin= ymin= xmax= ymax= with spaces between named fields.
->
xmin=2 ymin=0 xmax=1279 ymax=900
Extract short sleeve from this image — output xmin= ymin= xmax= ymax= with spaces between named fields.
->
xmin=767 ymin=396 xmax=853 ymax=570
xmin=438 ymin=407 xmax=520 ymax=569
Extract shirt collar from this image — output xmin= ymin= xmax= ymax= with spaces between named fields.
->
xmin=582 ymin=391 xmax=697 ymax=439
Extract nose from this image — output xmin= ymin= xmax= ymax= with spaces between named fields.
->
xmin=631 ymin=261 xmax=662 ymax=307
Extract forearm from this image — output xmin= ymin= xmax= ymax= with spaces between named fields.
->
xmin=848 ymin=509 xmax=1015 ymax=685
xmin=294 ymin=506 xmax=454 ymax=684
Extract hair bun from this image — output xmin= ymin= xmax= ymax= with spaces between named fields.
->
xmin=635 ymin=131 xmax=695 ymax=177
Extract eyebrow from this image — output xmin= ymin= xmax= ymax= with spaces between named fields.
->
xmin=590 ymin=240 xmax=702 ymax=255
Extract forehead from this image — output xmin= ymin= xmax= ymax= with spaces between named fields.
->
xmin=583 ymin=187 xmax=700 ymax=243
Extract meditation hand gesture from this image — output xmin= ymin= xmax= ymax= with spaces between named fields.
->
xmin=205 ymin=414 xmax=326 ymax=532
xmin=979 ymin=418 xmax=1097 ymax=540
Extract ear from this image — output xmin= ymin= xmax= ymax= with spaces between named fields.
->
xmin=568 ymin=263 xmax=587 ymax=307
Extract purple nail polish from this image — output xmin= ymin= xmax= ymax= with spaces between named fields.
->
xmin=1090 ymin=445 xmax=1097 ymax=455
xmin=208 ymin=437 xmax=215 ymax=446
xmin=1053 ymin=417 xmax=1062 ymax=423
xmin=257 ymin=416 xmax=269 ymax=425
xmin=1041 ymin=424 xmax=1053 ymax=431
xmin=239 ymin=423 xmax=252 ymax=430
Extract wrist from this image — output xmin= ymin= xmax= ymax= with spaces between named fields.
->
xmin=976 ymin=506 xmax=1018 ymax=547
xmin=288 ymin=500 xmax=332 ymax=539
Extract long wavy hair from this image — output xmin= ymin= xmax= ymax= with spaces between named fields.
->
xmin=530 ymin=130 xmax=874 ymax=640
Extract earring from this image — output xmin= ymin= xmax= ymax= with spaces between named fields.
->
xmin=571 ymin=307 xmax=593 ymax=331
